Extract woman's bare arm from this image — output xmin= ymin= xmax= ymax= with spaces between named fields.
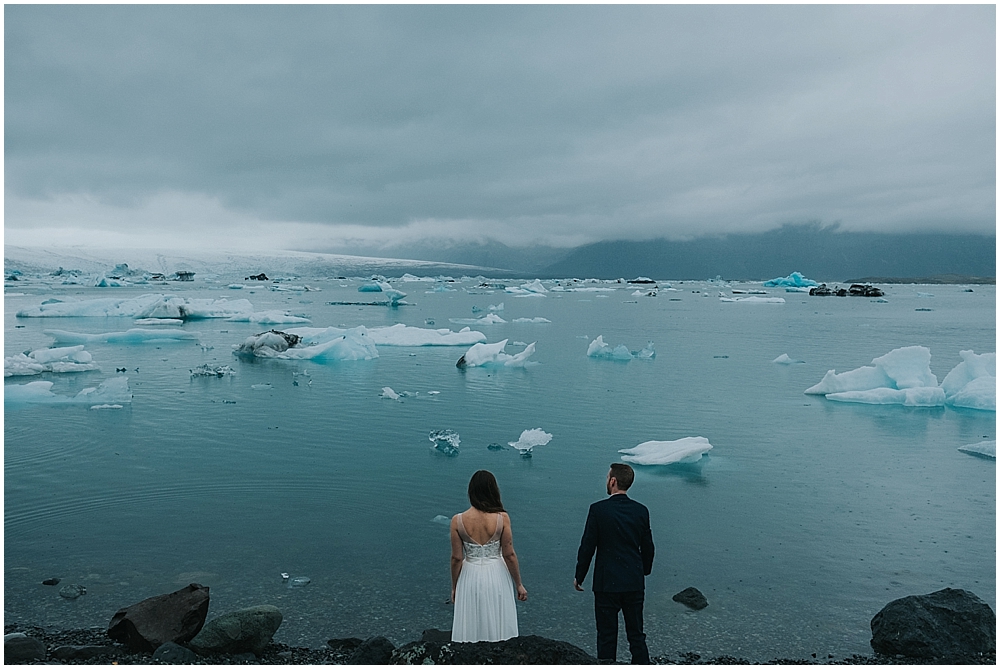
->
xmin=449 ymin=515 xmax=464 ymax=603
xmin=500 ymin=513 xmax=528 ymax=601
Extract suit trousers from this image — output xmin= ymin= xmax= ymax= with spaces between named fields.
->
xmin=594 ymin=590 xmax=649 ymax=664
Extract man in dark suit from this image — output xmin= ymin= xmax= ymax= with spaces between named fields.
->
xmin=574 ymin=463 xmax=655 ymax=664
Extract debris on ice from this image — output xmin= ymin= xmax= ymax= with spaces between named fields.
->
xmin=958 ymin=440 xmax=996 ymax=459
xmin=45 ymin=328 xmax=199 ymax=345
xmin=429 ymin=429 xmax=460 ymax=456
xmin=773 ymin=354 xmax=805 ymax=365
xmin=456 ymin=340 xmax=537 ymax=368
xmin=763 ymin=272 xmax=818 ymax=288
xmin=619 ymin=437 xmax=713 ymax=465
xmin=190 ymin=364 xmax=236 ymax=378
xmin=508 ymin=428 xmax=552 ymax=458
xmin=226 ymin=311 xmax=312 ymax=324
xmin=5 ymin=345 xmax=101 ymax=377
xmin=235 ymin=327 xmax=378 ymax=362
xmin=5 ymin=376 xmax=132 ymax=405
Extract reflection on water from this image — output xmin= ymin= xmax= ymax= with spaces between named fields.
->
xmin=4 ymin=281 xmax=995 ymax=661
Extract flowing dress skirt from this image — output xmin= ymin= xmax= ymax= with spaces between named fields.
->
xmin=451 ymin=555 xmax=519 ymax=642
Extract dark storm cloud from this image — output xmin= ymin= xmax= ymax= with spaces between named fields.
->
xmin=4 ymin=5 xmax=995 ymax=250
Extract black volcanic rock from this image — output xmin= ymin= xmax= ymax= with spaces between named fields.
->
xmin=870 ymin=588 xmax=996 ymax=660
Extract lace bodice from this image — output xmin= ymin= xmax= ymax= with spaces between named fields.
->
xmin=457 ymin=513 xmax=504 ymax=562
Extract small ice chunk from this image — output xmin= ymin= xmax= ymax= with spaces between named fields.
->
xmin=508 ymin=428 xmax=552 ymax=457
xmin=512 ymin=317 xmax=551 ymax=324
xmin=428 ymin=390 xmax=441 ymax=395
xmin=634 ymin=342 xmax=656 ymax=359
xmin=773 ymin=354 xmax=805 ymax=365
xmin=619 ymin=437 xmax=713 ymax=465
xmin=287 ymin=576 xmax=311 ymax=588
xmin=449 ymin=313 xmax=507 ymax=326
xmin=5 ymin=345 xmax=101 ymax=377
xmin=6 ymin=377 xmax=132 ymax=405
xmin=90 ymin=404 xmax=124 ymax=410
xmin=381 ymin=386 xmax=401 ymax=401
xmin=431 ymin=515 xmax=452 ymax=526
xmin=958 ymin=440 xmax=996 ymax=459
xmin=719 ymin=296 xmax=785 ymax=303
xmin=520 ymin=279 xmax=548 ymax=294
xmin=587 ymin=336 xmax=634 ymax=361
xmin=227 ymin=311 xmax=311 ymax=324
xmin=429 ymin=429 xmax=460 ymax=456
xmin=251 ymin=383 xmax=273 ymax=390
xmin=489 ymin=302 xmax=504 ymax=312
xmin=190 ymin=364 xmax=236 ymax=377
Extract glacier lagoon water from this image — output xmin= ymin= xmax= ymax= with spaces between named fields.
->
xmin=4 ymin=278 xmax=995 ymax=661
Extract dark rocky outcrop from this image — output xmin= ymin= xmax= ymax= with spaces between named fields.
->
xmin=327 ymin=637 xmax=365 ymax=652
xmin=390 ymin=630 xmax=597 ymax=664
xmin=152 ymin=641 xmax=201 ymax=664
xmin=107 ymin=583 xmax=210 ymax=652
xmin=51 ymin=644 xmax=124 ymax=661
xmin=189 ymin=605 xmax=282 ymax=656
xmin=870 ymin=588 xmax=996 ymax=660
xmin=349 ymin=636 xmax=396 ymax=664
xmin=673 ymin=587 xmax=709 ymax=610
xmin=41 ymin=577 xmax=61 ymax=586
xmin=4 ymin=633 xmax=46 ymax=662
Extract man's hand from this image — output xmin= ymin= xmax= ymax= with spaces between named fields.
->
xmin=573 ymin=578 xmax=584 ymax=592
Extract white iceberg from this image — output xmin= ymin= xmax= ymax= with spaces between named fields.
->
xmin=720 ymin=296 xmax=785 ymax=304
xmin=458 ymin=340 xmax=536 ymax=368
xmin=190 ymin=364 xmax=236 ymax=377
xmin=134 ymin=318 xmax=184 ymax=326
xmin=773 ymin=354 xmax=805 ymax=365
xmin=489 ymin=303 xmax=504 ymax=312
xmin=226 ymin=311 xmax=312 ymax=324
xmin=508 ymin=428 xmax=552 ymax=457
xmin=5 ymin=345 xmax=101 ymax=377
xmin=235 ymin=326 xmax=378 ymax=362
xmin=520 ymin=279 xmax=548 ymax=294
xmin=587 ymin=335 xmax=634 ymax=361
xmin=449 ymin=313 xmax=507 ymax=326
xmin=635 ymin=342 xmax=656 ymax=359
xmin=763 ymin=272 xmax=818 ymax=288
xmin=825 ymin=387 xmax=946 ymax=407
xmin=16 ymin=294 xmax=254 ymax=320
xmin=381 ymin=386 xmax=401 ymax=401
xmin=429 ymin=429 xmax=460 ymax=456
xmin=5 ymin=376 xmax=132 ymax=405
xmin=941 ymin=350 xmax=995 ymax=411
xmin=958 ymin=440 xmax=996 ymax=459
xmin=805 ymin=346 xmax=939 ymax=396
xmin=287 ymin=323 xmax=486 ymax=347
xmin=619 ymin=437 xmax=713 ymax=465
xmin=44 ymin=328 xmax=199 ymax=345
xmin=512 ymin=317 xmax=551 ymax=324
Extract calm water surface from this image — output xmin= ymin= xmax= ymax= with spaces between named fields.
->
xmin=4 ymin=278 xmax=995 ymax=660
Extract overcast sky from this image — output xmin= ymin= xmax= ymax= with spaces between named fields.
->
xmin=5 ymin=5 xmax=995 ymax=254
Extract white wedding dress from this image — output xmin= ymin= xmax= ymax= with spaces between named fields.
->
xmin=451 ymin=512 xmax=519 ymax=642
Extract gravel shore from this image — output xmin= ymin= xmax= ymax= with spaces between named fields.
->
xmin=5 ymin=623 xmax=994 ymax=665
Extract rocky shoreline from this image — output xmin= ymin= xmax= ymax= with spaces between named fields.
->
xmin=4 ymin=622 xmax=995 ymax=666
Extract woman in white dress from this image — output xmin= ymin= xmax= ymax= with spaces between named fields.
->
xmin=450 ymin=470 xmax=528 ymax=642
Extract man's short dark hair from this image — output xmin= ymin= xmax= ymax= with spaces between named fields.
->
xmin=609 ymin=463 xmax=635 ymax=490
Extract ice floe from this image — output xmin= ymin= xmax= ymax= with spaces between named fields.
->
xmin=512 ymin=317 xmax=551 ymax=324
xmin=45 ymin=328 xmax=199 ymax=345
xmin=287 ymin=323 xmax=486 ymax=347
xmin=449 ymin=313 xmax=507 ymax=326
xmin=773 ymin=354 xmax=805 ymax=365
xmin=134 ymin=318 xmax=184 ymax=326
xmin=429 ymin=429 xmax=460 ymax=456
xmin=958 ymin=440 xmax=996 ymax=459
xmin=508 ymin=428 xmax=552 ymax=458
xmin=16 ymin=294 xmax=254 ymax=320
xmin=941 ymin=351 xmax=995 ymax=411
xmin=235 ymin=327 xmax=378 ymax=362
xmin=720 ymin=296 xmax=785 ymax=304
xmin=226 ymin=311 xmax=312 ymax=324
xmin=825 ymin=387 xmax=946 ymax=407
xmin=5 ymin=376 xmax=132 ymax=405
xmin=190 ymin=364 xmax=236 ymax=377
xmin=457 ymin=340 xmax=537 ymax=368
xmin=763 ymin=272 xmax=818 ymax=288
xmin=587 ymin=336 xmax=654 ymax=361
xmin=805 ymin=346 xmax=939 ymax=397
xmin=381 ymin=386 xmax=401 ymax=401
xmin=5 ymin=345 xmax=101 ymax=376
xmin=619 ymin=437 xmax=713 ymax=465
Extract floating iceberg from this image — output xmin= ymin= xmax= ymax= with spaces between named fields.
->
xmin=457 ymin=340 xmax=537 ymax=368
xmin=449 ymin=314 xmax=507 ymax=326
xmin=634 ymin=342 xmax=655 ymax=359
xmin=431 ymin=514 xmax=452 ymax=526
xmin=190 ymin=364 xmax=236 ymax=377
xmin=958 ymin=440 xmax=996 ymax=459
xmin=763 ymin=272 xmax=818 ymax=288
xmin=16 ymin=294 xmax=254 ymax=320
xmin=512 ymin=317 xmax=551 ymax=324
xmin=5 ymin=345 xmax=101 ymax=377
xmin=720 ymin=296 xmax=785 ymax=304
xmin=826 ymin=387 xmax=946 ymax=407
xmin=226 ymin=311 xmax=311 ymax=324
xmin=619 ymin=437 xmax=713 ymax=465
xmin=287 ymin=323 xmax=485 ymax=347
xmin=5 ymin=376 xmax=132 ymax=405
xmin=520 ymin=279 xmax=548 ymax=293
xmin=773 ymin=354 xmax=805 ymax=365
xmin=134 ymin=318 xmax=184 ymax=326
xmin=941 ymin=351 xmax=995 ymax=411
xmin=508 ymin=428 xmax=552 ymax=457
xmin=587 ymin=336 xmax=635 ymax=361
xmin=489 ymin=303 xmax=504 ymax=312
xmin=235 ymin=326 xmax=378 ymax=362
xmin=429 ymin=429 xmax=460 ymax=456
xmin=381 ymin=386 xmax=401 ymax=401
xmin=357 ymin=282 xmax=406 ymax=304
xmin=45 ymin=328 xmax=199 ymax=345
xmin=805 ymin=346 xmax=939 ymax=396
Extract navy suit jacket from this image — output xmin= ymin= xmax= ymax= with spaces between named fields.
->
xmin=575 ymin=494 xmax=654 ymax=592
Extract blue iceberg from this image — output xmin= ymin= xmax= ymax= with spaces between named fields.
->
xmin=763 ymin=272 xmax=818 ymax=288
